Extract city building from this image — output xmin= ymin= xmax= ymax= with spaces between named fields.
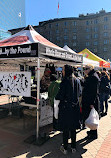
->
xmin=0 ymin=0 xmax=26 ymax=39
xmin=9 ymin=9 xmax=111 ymax=60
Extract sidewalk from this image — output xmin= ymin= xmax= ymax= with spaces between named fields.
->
xmin=0 ymin=96 xmax=111 ymax=158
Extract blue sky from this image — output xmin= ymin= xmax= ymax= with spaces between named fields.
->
xmin=26 ymin=0 xmax=111 ymax=26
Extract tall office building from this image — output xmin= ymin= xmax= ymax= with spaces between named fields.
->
xmin=0 ymin=0 xmax=25 ymax=39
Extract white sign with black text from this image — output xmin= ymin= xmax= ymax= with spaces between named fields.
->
xmin=44 ymin=47 xmax=83 ymax=62
xmin=0 ymin=72 xmax=31 ymax=97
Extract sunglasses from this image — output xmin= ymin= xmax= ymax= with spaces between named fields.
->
xmin=84 ymin=67 xmax=89 ymax=70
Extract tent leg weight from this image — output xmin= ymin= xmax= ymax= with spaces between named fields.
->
xmin=24 ymin=134 xmax=50 ymax=145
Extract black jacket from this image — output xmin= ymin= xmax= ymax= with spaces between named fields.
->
xmin=99 ymin=75 xmax=110 ymax=94
xmin=82 ymin=69 xmax=100 ymax=120
xmin=55 ymin=76 xmax=80 ymax=130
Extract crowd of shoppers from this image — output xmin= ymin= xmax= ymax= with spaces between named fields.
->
xmin=41 ymin=64 xmax=110 ymax=155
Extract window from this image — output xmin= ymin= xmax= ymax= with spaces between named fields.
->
xmin=49 ymin=24 xmax=52 ymax=28
xmin=56 ymin=23 xmax=59 ymax=27
xmin=56 ymin=29 xmax=59 ymax=34
xmin=104 ymin=47 xmax=108 ymax=51
xmin=64 ymin=35 xmax=68 ymax=40
xmin=56 ymin=36 xmax=60 ymax=41
xmin=73 ymin=35 xmax=76 ymax=40
xmin=86 ymin=21 xmax=89 ymax=25
xmin=64 ymin=21 xmax=67 ymax=26
xmin=94 ymin=34 xmax=98 ymax=38
xmin=73 ymin=28 xmax=76 ymax=33
xmin=73 ymin=21 xmax=77 ymax=26
xmin=104 ymin=17 xmax=108 ymax=22
xmin=49 ymin=31 xmax=52 ymax=36
xmin=73 ymin=42 xmax=76 ymax=46
xmin=94 ymin=27 xmax=98 ymax=32
xmin=104 ymin=32 xmax=108 ymax=37
xmin=104 ymin=39 xmax=108 ymax=44
xmin=86 ymin=42 xmax=90 ymax=46
xmin=104 ymin=25 xmax=108 ymax=30
xmin=86 ymin=28 xmax=90 ymax=32
xmin=86 ymin=35 xmax=90 ymax=39
xmin=94 ymin=41 xmax=98 ymax=45
xmin=64 ymin=28 xmax=67 ymax=33
xmin=94 ymin=19 xmax=98 ymax=24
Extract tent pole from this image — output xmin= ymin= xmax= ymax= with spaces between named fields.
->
xmin=81 ymin=63 xmax=83 ymax=76
xmin=24 ymin=64 xmax=26 ymax=71
xmin=36 ymin=57 xmax=40 ymax=139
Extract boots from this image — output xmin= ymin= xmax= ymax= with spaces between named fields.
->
xmin=87 ymin=130 xmax=98 ymax=140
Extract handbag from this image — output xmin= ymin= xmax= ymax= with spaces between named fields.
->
xmin=85 ymin=107 xmax=99 ymax=130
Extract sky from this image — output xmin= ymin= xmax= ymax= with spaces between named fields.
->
xmin=26 ymin=0 xmax=111 ymax=26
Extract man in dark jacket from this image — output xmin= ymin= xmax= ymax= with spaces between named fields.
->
xmin=82 ymin=64 xmax=100 ymax=140
xmin=99 ymin=71 xmax=110 ymax=115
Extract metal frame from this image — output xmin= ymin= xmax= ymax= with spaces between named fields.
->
xmin=36 ymin=58 xmax=40 ymax=139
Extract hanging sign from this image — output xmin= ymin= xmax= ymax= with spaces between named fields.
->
xmin=0 ymin=72 xmax=31 ymax=97
xmin=0 ymin=43 xmax=38 ymax=58
xmin=39 ymin=45 xmax=83 ymax=63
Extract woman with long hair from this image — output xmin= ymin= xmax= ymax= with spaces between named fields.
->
xmin=55 ymin=65 xmax=81 ymax=154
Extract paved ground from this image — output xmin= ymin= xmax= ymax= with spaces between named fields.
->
xmin=0 ymin=95 xmax=111 ymax=158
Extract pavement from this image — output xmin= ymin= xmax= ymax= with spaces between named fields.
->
xmin=0 ymin=95 xmax=111 ymax=158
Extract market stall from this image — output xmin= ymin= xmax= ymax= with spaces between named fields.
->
xmin=78 ymin=48 xmax=110 ymax=68
xmin=0 ymin=25 xmax=83 ymax=143
xmin=63 ymin=45 xmax=100 ymax=67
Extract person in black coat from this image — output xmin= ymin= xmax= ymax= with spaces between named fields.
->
xmin=55 ymin=65 xmax=81 ymax=154
xmin=82 ymin=64 xmax=100 ymax=140
xmin=99 ymin=71 xmax=110 ymax=115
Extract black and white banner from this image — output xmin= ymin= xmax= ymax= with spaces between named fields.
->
xmin=0 ymin=43 xmax=38 ymax=58
xmin=0 ymin=72 xmax=31 ymax=96
xmin=39 ymin=44 xmax=83 ymax=63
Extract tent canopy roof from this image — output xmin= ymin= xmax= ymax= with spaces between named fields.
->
xmin=78 ymin=48 xmax=110 ymax=68
xmin=0 ymin=25 xmax=64 ymax=50
xmin=78 ymin=48 xmax=106 ymax=62
xmin=63 ymin=45 xmax=76 ymax=54
xmin=63 ymin=46 xmax=99 ymax=67
xmin=0 ymin=25 xmax=83 ymax=64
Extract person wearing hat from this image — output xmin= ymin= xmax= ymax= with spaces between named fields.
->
xmin=40 ymin=68 xmax=51 ymax=93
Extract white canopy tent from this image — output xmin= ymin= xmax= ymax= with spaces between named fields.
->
xmin=63 ymin=45 xmax=77 ymax=54
xmin=63 ymin=45 xmax=99 ymax=67
xmin=0 ymin=26 xmax=83 ymax=143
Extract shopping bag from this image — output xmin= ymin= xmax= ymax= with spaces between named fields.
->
xmin=54 ymin=99 xmax=60 ymax=119
xmin=85 ymin=107 xmax=99 ymax=130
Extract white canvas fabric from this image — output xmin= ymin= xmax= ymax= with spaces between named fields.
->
xmin=63 ymin=45 xmax=99 ymax=67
